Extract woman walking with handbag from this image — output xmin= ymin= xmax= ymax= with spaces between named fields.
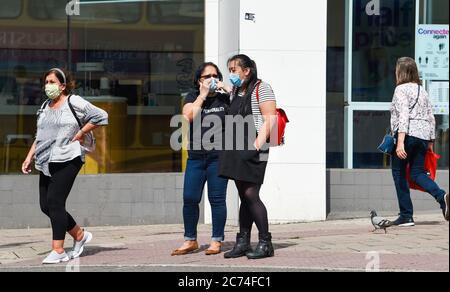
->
xmin=22 ymin=68 xmax=108 ymax=264
xmin=390 ymin=57 xmax=449 ymax=226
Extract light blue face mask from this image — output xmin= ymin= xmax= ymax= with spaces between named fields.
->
xmin=229 ymin=73 xmax=242 ymax=87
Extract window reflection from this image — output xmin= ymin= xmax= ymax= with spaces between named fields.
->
xmin=352 ymin=0 xmax=416 ymax=102
xmin=0 ymin=0 xmax=21 ymax=19
xmin=148 ymin=0 xmax=204 ymax=24
xmin=0 ymin=0 xmax=204 ymax=174
xmin=29 ymin=0 xmax=141 ymax=23
xmin=353 ymin=111 xmax=391 ymax=169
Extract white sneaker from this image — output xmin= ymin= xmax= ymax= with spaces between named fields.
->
xmin=70 ymin=231 xmax=93 ymax=259
xmin=42 ymin=251 xmax=70 ymax=264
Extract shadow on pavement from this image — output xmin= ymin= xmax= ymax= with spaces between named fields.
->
xmin=414 ymin=221 xmax=444 ymax=226
xmin=214 ymin=241 xmax=297 ymax=253
xmin=82 ymin=246 xmax=128 ymax=257
xmin=0 ymin=241 xmax=42 ymax=249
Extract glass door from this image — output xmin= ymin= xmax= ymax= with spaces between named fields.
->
xmin=344 ymin=0 xmax=417 ymax=169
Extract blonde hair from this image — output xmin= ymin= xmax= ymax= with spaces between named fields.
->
xmin=396 ymin=57 xmax=422 ymax=86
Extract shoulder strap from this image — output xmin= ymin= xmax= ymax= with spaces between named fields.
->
xmin=67 ymin=95 xmax=82 ymax=129
xmin=409 ymin=84 xmax=420 ymax=113
xmin=40 ymin=99 xmax=51 ymax=110
xmin=393 ymin=85 xmax=421 ymax=134
xmin=255 ymin=80 xmax=262 ymax=102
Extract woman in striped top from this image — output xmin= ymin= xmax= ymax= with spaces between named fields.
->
xmin=21 ymin=68 xmax=108 ymax=264
xmin=219 ymin=54 xmax=277 ymax=260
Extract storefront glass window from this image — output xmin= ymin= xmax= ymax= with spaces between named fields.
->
xmin=353 ymin=111 xmax=391 ymax=168
xmin=0 ymin=0 xmax=204 ymax=175
xmin=327 ymin=0 xmax=448 ymax=169
xmin=29 ymin=0 xmax=141 ymax=23
xmin=148 ymin=0 xmax=204 ymax=24
xmin=0 ymin=0 xmax=21 ymax=19
xmin=423 ymin=0 xmax=449 ymax=169
xmin=326 ymin=0 xmax=345 ymax=168
xmin=352 ymin=0 xmax=416 ymax=102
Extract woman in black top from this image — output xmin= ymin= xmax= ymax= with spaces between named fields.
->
xmin=171 ymin=62 xmax=231 ymax=256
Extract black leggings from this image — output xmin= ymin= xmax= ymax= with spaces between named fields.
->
xmin=39 ymin=158 xmax=82 ymax=240
xmin=235 ymin=180 xmax=269 ymax=235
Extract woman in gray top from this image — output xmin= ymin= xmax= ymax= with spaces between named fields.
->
xmin=22 ymin=68 xmax=108 ymax=264
xmin=390 ymin=57 xmax=448 ymax=227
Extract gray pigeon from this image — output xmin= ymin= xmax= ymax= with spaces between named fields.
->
xmin=370 ymin=210 xmax=391 ymax=233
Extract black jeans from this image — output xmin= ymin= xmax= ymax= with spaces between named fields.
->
xmin=391 ymin=136 xmax=446 ymax=219
xmin=39 ymin=157 xmax=83 ymax=240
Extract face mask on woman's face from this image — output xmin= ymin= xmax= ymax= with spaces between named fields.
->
xmin=229 ymin=73 xmax=242 ymax=87
xmin=209 ymin=78 xmax=218 ymax=93
xmin=45 ymin=84 xmax=63 ymax=100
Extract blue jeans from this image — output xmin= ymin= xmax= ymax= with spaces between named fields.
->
xmin=183 ymin=152 xmax=228 ymax=242
xmin=391 ymin=136 xmax=446 ymax=219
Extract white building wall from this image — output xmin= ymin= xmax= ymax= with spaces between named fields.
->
xmin=205 ymin=0 xmax=327 ymax=224
xmin=204 ymin=0 xmax=241 ymax=226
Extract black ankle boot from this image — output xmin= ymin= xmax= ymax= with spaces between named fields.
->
xmin=224 ymin=232 xmax=252 ymax=259
xmin=246 ymin=233 xmax=274 ymax=260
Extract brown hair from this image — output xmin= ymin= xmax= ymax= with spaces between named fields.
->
xmin=396 ymin=57 xmax=422 ymax=86
xmin=43 ymin=68 xmax=76 ymax=95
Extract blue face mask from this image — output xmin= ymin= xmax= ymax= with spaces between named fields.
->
xmin=229 ymin=73 xmax=242 ymax=87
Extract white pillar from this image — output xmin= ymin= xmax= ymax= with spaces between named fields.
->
xmin=205 ymin=0 xmax=328 ymax=224
xmin=204 ymin=0 xmax=241 ymax=226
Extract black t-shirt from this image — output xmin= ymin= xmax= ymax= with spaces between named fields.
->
xmin=184 ymin=91 xmax=230 ymax=153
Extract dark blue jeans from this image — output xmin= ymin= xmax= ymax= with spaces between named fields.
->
xmin=391 ymin=136 xmax=446 ymax=219
xmin=183 ymin=152 xmax=228 ymax=242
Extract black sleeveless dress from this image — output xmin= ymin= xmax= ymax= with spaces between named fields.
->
xmin=218 ymin=90 xmax=269 ymax=185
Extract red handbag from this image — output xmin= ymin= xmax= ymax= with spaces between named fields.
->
xmin=255 ymin=82 xmax=289 ymax=146
xmin=407 ymin=149 xmax=440 ymax=192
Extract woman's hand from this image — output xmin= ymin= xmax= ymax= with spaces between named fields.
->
xmin=22 ymin=141 xmax=36 ymax=174
xmin=216 ymin=81 xmax=232 ymax=94
xmin=428 ymin=142 xmax=434 ymax=152
xmin=396 ymin=143 xmax=408 ymax=160
xmin=199 ymin=79 xmax=211 ymax=101
xmin=21 ymin=158 xmax=33 ymax=174
xmin=71 ymin=130 xmax=85 ymax=143
xmin=253 ymin=140 xmax=261 ymax=151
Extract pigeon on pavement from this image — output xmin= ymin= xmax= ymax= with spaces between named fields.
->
xmin=370 ymin=210 xmax=392 ymax=233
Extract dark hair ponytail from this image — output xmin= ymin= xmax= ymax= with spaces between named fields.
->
xmin=227 ymin=54 xmax=259 ymax=114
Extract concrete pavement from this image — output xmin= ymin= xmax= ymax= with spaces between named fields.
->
xmin=0 ymin=213 xmax=448 ymax=272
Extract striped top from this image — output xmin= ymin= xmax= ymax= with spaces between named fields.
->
xmin=35 ymin=95 xmax=108 ymax=177
xmin=237 ymin=81 xmax=277 ymax=132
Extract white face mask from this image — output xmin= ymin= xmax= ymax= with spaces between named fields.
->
xmin=45 ymin=84 xmax=62 ymax=100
